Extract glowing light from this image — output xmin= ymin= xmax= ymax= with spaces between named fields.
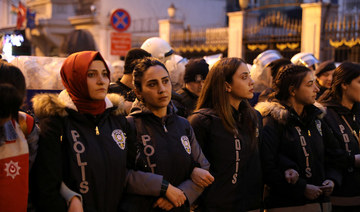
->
xmin=1 ymin=34 xmax=24 ymax=62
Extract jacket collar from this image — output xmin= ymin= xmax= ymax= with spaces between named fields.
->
xmin=322 ymin=101 xmax=360 ymax=116
xmin=32 ymin=90 xmax=126 ymax=119
xmin=255 ymin=100 xmax=325 ymax=125
xmin=129 ymin=99 xmax=177 ymax=119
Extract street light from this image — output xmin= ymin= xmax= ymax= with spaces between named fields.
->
xmin=239 ymin=0 xmax=249 ymax=10
xmin=168 ymin=3 xmax=176 ymax=19
xmin=90 ymin=4 xmax=96 ymax=15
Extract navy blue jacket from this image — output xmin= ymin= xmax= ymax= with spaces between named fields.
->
xmin=188 ymin=101 xmax=263 ymax=212
xmin=256 ymin=101 xmax=343 ymax=209
xmin=121 ymin=100 xmax=209 ymax=212
xmin=322 ymin=102 xmax=360 ymax=200
xmin=32 ymin=92 xmax=163 ymax=212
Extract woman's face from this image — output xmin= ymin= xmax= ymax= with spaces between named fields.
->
xmin=293 ymin=71 xmax=319 ymax=105
xmin=138 ymin=65 xmax=172 ymax=110
xmin=343 ymin=75 xmax=360 ymax=104
xmin=227 ymin=63 xmax=255 ymax=100
xmin=87 ymin=60 xmax=110 ymax=101
xmin=317 ymin=70 xmax=335 ymax=88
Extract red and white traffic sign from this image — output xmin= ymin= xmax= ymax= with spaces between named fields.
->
xmin=110 ymin=32 xmax=131 ymax=56
xmin=110 ymin=9 xmax=131 ymax=32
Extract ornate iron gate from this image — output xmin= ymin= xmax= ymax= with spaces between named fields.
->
xmin=323 ymin=16 xmax=360 ymax=63
xmin=243 ymin=11 xmax=301 ymax=64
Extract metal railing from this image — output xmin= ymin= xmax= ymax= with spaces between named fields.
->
xmin=324 ymin=15 xmax=360 ymax=62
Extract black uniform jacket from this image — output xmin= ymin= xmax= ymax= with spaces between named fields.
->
xmin=322 ymin=102 xmax=360 ymax=199
xmin=121 ymin=99 xmax=209 ymax=212
xmin=109 ymin=80 xmax=137 ymax=102
xmin=255 ymin=100 xmax=343 ymax=209
xmin=188 ymin=101 xmax=263 ymax=212
xmin=32 ymin=91 xmax=163 ymax=212
xmin=172 ymin=88 xmax=198 ymax=118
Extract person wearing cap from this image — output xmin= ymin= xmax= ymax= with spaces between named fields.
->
xmin=315 ymin=60 xmax=336 ymax=99
xmin=172 ymin=58 xmax=209 ymax=118
xmin=109 ymin=48 xmax=151 ymax=102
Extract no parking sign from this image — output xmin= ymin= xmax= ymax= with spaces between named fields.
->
xmin=110 ymin=9 xmax=131 ymax=32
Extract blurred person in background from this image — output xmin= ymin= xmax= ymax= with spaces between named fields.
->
xmin=315 ymin=60 xmax=336 ymax=99
xmin=257 ymin=58 xmax=292 ymax=103
xmin=291 ymin=53 xmax=319 ymax=71
xmin=172 ymin=58 xmax=209 ymax=118
xmin=249 ymin=50 xmax=283 ymax=106
xmin=141 ymin=37 xmax=188 ymax=92
xmin=109 ymin=48 xmax=151 ymax=114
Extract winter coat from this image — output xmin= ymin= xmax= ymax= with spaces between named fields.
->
xmin=321 ymin=102 xmax=360 ymax=205
xmin=255 ymin=101 xmax=343 ymax=209
xmin=172 ymin=88 xmax=198 ymax=118
xmin=32 ymin=91 xmax=163 ymax=212
xmin=121 ymin=99 xmax=209 ymax=212
xmin=188 ymin=101 xmax=263 ymax=212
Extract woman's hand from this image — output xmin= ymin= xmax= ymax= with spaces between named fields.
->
xmin=165 ymin=184 xmax=187 ymax=207
xmin=68 ymin=196 xmax=83 ymax=212
xmin=191 ymin=167 xmax=215 ymax=188
xmin=284 ymin=169 xmax=299 ymax=184
xmin=304 ymin=184 xmax=322 ymax=200
xmin=320 ymin=180 xmax=334 ymax=196
xmin=153 ymin=197 xmax=174 ymax=211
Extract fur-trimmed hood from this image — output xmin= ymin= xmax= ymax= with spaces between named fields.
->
xmin=255 ymin=101 xmax=325 ymax=125
xmin=32 ymin=90 xmax=126 ymax=119
xmin=129 ymin=98 xmax=177 ymax=117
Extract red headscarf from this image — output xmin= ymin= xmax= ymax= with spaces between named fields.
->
xmin=60 ymin=51 xmax=110 ymax=115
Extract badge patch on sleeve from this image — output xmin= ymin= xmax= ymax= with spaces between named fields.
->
xmin=112 ymin=129 xmax=126 ymax=150
xmin=181 ymin=136 xmax=191 ymax=154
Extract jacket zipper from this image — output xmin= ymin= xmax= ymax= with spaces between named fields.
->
xmin=161 ymin=120 xmax=168 ymax=133
xmin=163 ymin=124 xmax=168 ymax=133
xmin=95 ymin=126 xmax=100 ymax=135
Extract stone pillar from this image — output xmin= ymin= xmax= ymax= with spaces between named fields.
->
xmin=227 ymin=11 xmax=258 ymax=59
xmin=300 ymin=2 xmax=338 ymax=61
xmin=158 ymin=19 xmax=184 ymax=44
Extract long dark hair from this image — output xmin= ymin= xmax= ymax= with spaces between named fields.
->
xmin=196 ymin=57 xmax=258 ymax=150
xmin=272 ymin=64 xmax=311 ymax=101
xmin=319 ymin=62 xmax=360 ymax=104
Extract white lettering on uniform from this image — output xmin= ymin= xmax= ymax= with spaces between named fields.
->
xmin=141 ymin=134 xmax=156 ymax=173
xmin=339 ymin=124 xmax=351 ymax=153
xmin=71 ymin=130 xmax=89 ymax=194
xmin=232 ymin=137 xmax=241 ymax=184
xmin=295 ymin=127 xmax=312 ymax=178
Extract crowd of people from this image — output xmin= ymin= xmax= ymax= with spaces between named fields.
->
xmin=1 ymin=37 xmax=360 ymax=212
